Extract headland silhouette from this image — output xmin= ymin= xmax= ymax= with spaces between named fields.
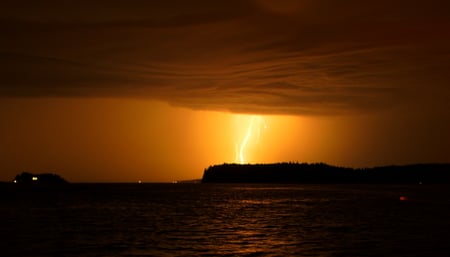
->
xmin=202 ymin=163 xmax=450 ymax=184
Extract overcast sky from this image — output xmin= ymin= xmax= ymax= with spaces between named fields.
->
xmin=2 ymin=0 xmax=449 ymax=114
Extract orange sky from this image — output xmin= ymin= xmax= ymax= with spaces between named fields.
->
xmin=0 ymin=1 xmax=449 ymax=181
xmin=1 ymin=97 xmax=448 ymax=182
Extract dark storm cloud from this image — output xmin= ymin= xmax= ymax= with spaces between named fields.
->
xmin=1 ymin=0 xmax=450 ymax=115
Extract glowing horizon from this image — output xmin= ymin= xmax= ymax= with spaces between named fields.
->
xmin=0 ymin=98 xmax=448 ymax=183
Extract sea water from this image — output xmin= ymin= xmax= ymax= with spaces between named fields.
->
xmin=1 ymin=183 xmax=449 ymax=256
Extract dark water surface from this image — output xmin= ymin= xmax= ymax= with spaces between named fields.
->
xmin=1 ymin=183 xmax=450 ymax=256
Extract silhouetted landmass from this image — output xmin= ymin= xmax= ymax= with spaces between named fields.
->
xmin=13 ymin=172 xmax=68 ymax=184
xmin=202 ymin=163 xmax=450 ymax=184
xmin=176 ymin=179 xmax=202 ymax=184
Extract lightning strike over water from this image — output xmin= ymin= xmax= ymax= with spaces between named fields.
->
xmin=239 ymin=117 xmax=256 ymax=164
xmin=234 ymin=115 xmax=266 ymax=164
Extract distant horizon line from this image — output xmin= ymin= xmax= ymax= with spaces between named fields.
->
xmin=2 ymin=162 xmax=449 ymax=184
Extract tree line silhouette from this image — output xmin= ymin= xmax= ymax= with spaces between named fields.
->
xmin=202 ymin=162 xmax=450 ymax=184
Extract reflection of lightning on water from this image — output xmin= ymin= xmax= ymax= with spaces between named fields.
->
xmin=235 ymin=116 xmax=266 ymax=164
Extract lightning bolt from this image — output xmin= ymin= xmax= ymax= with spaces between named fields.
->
xmin=238 ymin=117 xmax=256 ymax=164
xmin=234 ymin=115 xmax=266 ymax=164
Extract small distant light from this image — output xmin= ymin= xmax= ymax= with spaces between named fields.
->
xmin=13 ymin=180 xmax=17 ymax=183
xmin=32 ymin=176 xmax=38 ymax=181
xmin=399 ymin=196 xmax=408 ymax=201
xmin=138 ymin=180 xmax=142 ymax=184
xmin=172 ymin=180 xmax=178 ymax=184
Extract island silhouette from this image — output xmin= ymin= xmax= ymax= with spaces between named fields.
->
xmin=13 ymin=172 xmax=68 ymax=184
xmin=201 ymin=163 xmax=450 ymax=184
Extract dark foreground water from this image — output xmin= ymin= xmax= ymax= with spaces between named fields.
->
xmin=1 ymin=183 xmax=450 ymax=256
